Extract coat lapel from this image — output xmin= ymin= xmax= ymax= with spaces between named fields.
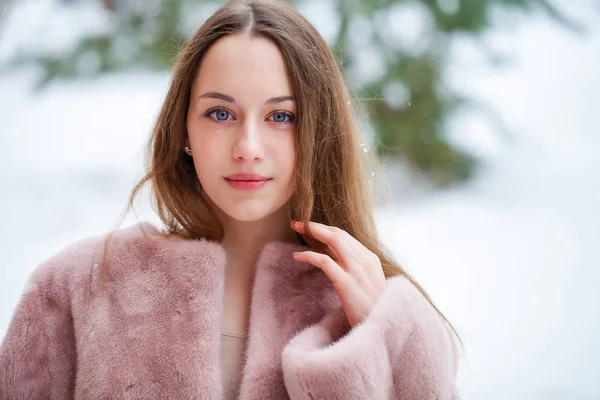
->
xmin=239 ymin=241 xmax=341 ymax=400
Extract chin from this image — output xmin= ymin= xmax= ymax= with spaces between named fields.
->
xmin=219 ymin=201 xmax=275 ymax=222
xmin=202 ymin=185 xmax=293 ymax=224
xmin=226 ymin=210 xmax=272 ymax=223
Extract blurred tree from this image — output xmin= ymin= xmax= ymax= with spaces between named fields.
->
xmin=328 ymin=0 xmax=579 ymax=186
xmin=1 ymin=0 xmax=579 ymax=187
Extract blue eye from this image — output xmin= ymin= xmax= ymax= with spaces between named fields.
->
xmin=206 ymin=107 xmax=233 ymax=122
xmin=270 ymin=111 xmax=294 ymax=124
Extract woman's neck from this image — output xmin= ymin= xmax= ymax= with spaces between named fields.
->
xmin=219 ymin=205 xmax=301 ymax=269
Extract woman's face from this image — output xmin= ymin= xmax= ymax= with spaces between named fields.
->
xmin=186 ymin=33 xmax=296 ymax=223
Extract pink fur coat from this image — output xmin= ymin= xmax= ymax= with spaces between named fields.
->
xmin=0 ymin=222 xmax=459 ymax=399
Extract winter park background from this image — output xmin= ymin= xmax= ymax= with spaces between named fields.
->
xmin=0 ymin=0 xmax=599 ymax=399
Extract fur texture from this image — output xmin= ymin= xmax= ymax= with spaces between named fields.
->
xmin=0 ymin=222 xmax=458 ymax=399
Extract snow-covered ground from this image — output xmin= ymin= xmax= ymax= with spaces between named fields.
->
xmin=1 ymin=1 xmax=599 ymax=399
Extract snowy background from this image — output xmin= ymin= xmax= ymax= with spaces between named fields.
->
xmin=1 ymin=1 xmax=599 ymax=399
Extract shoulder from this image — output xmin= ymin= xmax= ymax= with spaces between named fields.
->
xmin=28 ymin=222 xmax=148 ymax=281
xmin=26 ymin=222 xmax=226 ymax=296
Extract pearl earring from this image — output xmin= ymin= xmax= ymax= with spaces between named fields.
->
xmin=184 ymin=146 xmax=192 ymax=154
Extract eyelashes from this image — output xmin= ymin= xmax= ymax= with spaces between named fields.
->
xmin=205 ymin=107 xmax=234 ymax=123
xmin=269 ymin=111 xmax=294 ymax=124
xmin=204 ymin=106 xmax=295 ymax=125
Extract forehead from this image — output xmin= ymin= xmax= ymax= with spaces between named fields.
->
xmin=192 ymin=33 xmax=293 ymax=100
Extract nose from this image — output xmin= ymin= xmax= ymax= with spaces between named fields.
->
xmin=232 ymin=119 xmax=265 ymax=162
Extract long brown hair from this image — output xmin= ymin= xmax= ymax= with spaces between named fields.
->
xmin=102 ymin=0 xmax=463 ymax=352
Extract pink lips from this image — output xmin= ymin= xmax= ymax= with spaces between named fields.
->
xmin=225 ymin=173 xmax=270 ymax=181
xmin=224 ymin=173 xmax=272 ymax=191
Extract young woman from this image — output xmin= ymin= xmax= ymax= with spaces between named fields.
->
xmin=0 ymin=0 xmax=462 ymax=399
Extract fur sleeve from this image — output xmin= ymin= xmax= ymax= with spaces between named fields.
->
xmin=0 ymin=239 xmax=96 ymax=400
xmin=281 ymin=275 xmax=460 ymax=400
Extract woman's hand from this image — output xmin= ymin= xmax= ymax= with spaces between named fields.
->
xmin=290 ymin=220 xmax=388 ymax=328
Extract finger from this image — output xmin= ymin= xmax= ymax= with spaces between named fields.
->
xmin=292 ymin=251 xmax=349 ymax=287
xmin=292 ymin=220 xmax=367 ymax=257
xmin=291 ymin=221 xmax=356 ymax=267
xmin=290 ymin=221 xmax=340 ymax=259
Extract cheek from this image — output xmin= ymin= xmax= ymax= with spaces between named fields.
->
xmin=189 ymin=136 xmax=222 ymax=177
xmin=276 ymin=138 xmax=296 ymax=184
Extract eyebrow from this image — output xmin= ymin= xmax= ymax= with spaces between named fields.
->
xmin=198 ymin=91 xmax=294 ymax=104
